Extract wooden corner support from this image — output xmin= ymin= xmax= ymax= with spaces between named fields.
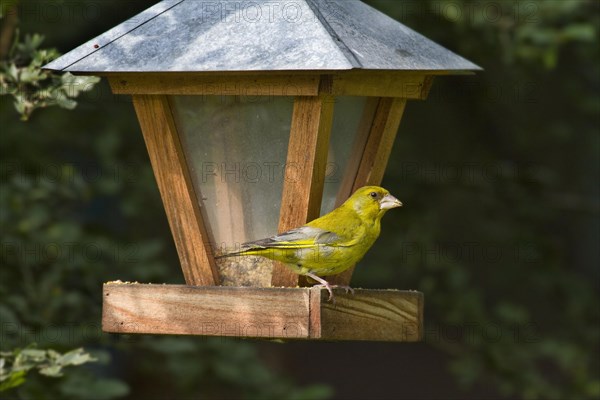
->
xmin=132 ymin=95 xmax=219 ymax=286
xmin=102 ymin=283 xmax=423 ymax=342
xmin=271 ymin=95 xmax=334 ymax=287
xmin=328 ymin=97 xmax=408 ymax=286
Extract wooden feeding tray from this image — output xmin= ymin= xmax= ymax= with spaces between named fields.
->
xmin=102 ymin=282 xmax=423 ymax=341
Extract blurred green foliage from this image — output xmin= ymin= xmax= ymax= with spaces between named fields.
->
xmin=0 ymin=32 xmax=100 ymax=120
xmin=0 ymin=0 xmax=598 ymax=399
xmin=361 ymin=0 xmax=600 ymax=399
xmin=0 ymin=2 xmax=331 ymax=399
xmin=0 ymin=346 xmax=96 ymax=391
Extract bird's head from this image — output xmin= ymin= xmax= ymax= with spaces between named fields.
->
xmin=348 ymin=186 xmax=402 ymax=220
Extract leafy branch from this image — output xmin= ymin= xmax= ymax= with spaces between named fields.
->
xmin=0 ymin=346 xmax=96 ymax=392
xmin=0 ymin=32 xmax=100 ymax=121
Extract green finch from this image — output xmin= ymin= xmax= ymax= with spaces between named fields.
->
xmin=217 ymin=186 xmax=402 ymax=301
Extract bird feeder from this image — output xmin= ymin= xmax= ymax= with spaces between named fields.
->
xmin=45 ymin=0 xmax=479 ymax=341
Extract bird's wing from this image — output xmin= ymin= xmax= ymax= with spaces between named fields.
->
xmin=243 ymin=226 xmax=340 ymax=250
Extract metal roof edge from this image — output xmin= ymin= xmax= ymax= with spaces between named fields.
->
xmin=43 ymin=0 xmax=183 ymax=72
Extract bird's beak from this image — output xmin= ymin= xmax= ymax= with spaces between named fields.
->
xmin=380 ymin=193 xmax=403 ymax=210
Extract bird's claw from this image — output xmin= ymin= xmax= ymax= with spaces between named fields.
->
xmin=333 ymin=285 xmax=355 ymax=295
xmin=306 ymin=273 xmax=354 ymax=304
xmin=311 ymin=283 xmax=335 ymax=302
xmin=311 ymin=283 xmax=355 ymax=304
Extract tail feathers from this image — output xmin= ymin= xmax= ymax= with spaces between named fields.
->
xmin=215 ymin=245 xmax=267 ymax=259
xmin=215 ymin=235 xmax=296 ymax=259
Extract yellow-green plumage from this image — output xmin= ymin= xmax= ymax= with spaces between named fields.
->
xmin=218 ymin=186 xmax=402 ymax=300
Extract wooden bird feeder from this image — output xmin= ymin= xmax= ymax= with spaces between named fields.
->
xmin=45 ymin=0 xmax=479 ymax=341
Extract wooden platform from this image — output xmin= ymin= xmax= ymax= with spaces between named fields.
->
xmin=102 ymin=283 xmax=423 ymax=341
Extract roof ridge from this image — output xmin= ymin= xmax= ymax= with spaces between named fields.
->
xmin=304 ymin=0 xmax=362 ymax=69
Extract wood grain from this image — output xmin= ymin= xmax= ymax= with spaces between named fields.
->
xmin=103 ymin=284 xmax=310 ymax=338
xmin=110 ymin=74 xmax=319 ymax=96
xmin=102 ymin=283 xmax=423 ymax=341
xmin=108 ymin=71 xmax=434 ymax=99
xmin=419 ymin=76 xmax=436 ymax=99
xmin=132 ymin=95 xmax=219 ymax=286
xmin=308 ymin=287 xmax=322 ymax=339
xmin=325 ymin=72 xmax=427 ymax=98
xmin=334 ymin=97 xmax=380 ymax=207
xmin=271 ymin=94 xmax=334 ymax=287
xmin=328 ymin=97 xmax=407 ymax=286
xmin=354 ymin=97 xmax=407 ymax=186
xmin=317 ymin=289 xmax=423 ymax=341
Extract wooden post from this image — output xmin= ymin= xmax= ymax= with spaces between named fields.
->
xmin=354 ymin=97 xmax=408 ymax=187
xmin=132 ymin=95 xmax=219 ymax=286
xmin=334 ymin=97 xmax=380 ymax=206
xmin=271 ymin=94 xmax=334 ymax=287
xmin=328 ymin=97 xmax=408 ymax=286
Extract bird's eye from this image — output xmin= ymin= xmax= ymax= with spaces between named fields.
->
xmin=369 ymin=191 xmax=378 ymax=199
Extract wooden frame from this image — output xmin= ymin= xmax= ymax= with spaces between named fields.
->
xmin=328 ymin=97 xmax=408 ymax=286
xmin=272 ymin=95 xmax=334 ymax=287
xmin=107 ymin=72 xmax=432 ymax=341
xmin=132 ymin=95 xmax=219 ymax=286
xmin=108 ymin=71 xmax=432 ymax=99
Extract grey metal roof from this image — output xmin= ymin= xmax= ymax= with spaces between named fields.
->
xmin=44 ymin=0 xmax=481 ymax=73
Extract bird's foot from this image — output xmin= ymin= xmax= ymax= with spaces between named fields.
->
xmin=305 ymin=273 xmax=354 ymax=303
xmin=311 ymin=283 xmax=335 ymax=302
xmin=331 ymin=285 xmax=355 ymax=296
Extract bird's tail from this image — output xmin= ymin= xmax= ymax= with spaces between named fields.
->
xmin=214 ymin=245 xmax=268 ymax=259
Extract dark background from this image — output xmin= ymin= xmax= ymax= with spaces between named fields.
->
xmin=1 ymin=1 xmax=598 ymax=399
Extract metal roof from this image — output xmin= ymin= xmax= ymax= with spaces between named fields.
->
xmin=44 ymin=0 xmax=481 ymax=73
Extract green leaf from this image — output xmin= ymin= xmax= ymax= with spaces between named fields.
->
xmin=19 ymin=349 xmax=46 ymax=360
xmin=0 ymin=370 xmax=26 ymax=391
xmin=39 ymin=364 xmax=63 ymax=377
xmin=57 ymin=348 xmax=96 ymax=367
xmin=6 ymin=63 xmax=19 ymax=80
xmin=18 ymin=68 xmax=42 ymax=84
xmin=60 ymin=73 xmax=100 ymax=96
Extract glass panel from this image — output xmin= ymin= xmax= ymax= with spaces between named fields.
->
xmin=171 ymin=95 xmax=294 ymax=286
xmin=171 ymin=95 xmax=371 ymax=285
xmin=321 ymin=97 xmax=370 ymax=215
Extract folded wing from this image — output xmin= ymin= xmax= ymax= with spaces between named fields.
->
xmin=242 ymin=226 xmax=340 ymax=250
